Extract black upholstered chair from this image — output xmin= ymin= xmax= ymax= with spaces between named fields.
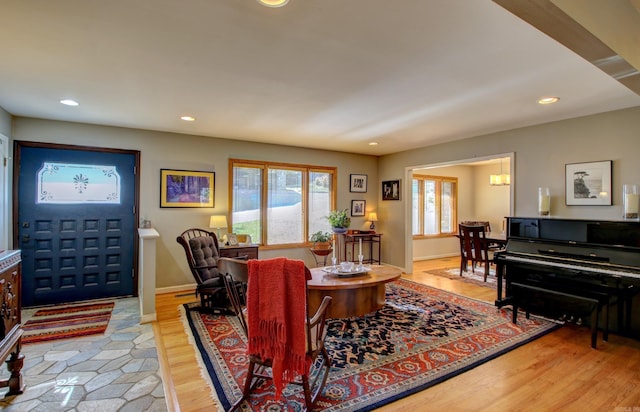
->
xmin=176 ymin=228 xmax=229 ymax=312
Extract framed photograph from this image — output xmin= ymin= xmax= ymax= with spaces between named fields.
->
xmin=565 ymin=161 xmax=612 ymax=206
xmin=382 ymin=180 xmax=401 ymax=201
xmin=351 ymin=200 xmax=366 ymax=217
xmin=160 ymin=169 xmax=215 ymax=208
xmin=350 ymin=174 xmax=368 ymax=193
xmin=226 ymin=233 xmax=239 ymax=246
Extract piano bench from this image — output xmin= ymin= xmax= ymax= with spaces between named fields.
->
xmin=510 ymin=282 xmax=605 ymax=349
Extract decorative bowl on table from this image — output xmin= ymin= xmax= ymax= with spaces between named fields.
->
xmin=323 ymin=264 xmax=370 ymax=278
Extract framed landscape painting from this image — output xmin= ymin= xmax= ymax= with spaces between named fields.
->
xmin=565 ymin=161 xmax=611 ymax=206
xmin=160 ymin=169 xmax=215 ymax=208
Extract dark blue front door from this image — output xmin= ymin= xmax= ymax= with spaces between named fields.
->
xmin=16 ymin=143 xmax=139 ymax=307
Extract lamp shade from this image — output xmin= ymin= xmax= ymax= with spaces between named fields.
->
xmin=209 ymin=215 xmax=228 ymax=229
xmin=368 ymin=212 xmax=378 ymax=222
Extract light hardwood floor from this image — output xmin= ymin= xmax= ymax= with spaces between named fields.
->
xmin=154 ymin=257 xmax=640 ymax=412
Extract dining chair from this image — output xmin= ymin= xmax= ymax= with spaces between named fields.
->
xmin=459 ymin=223 xmax=491 ymax=281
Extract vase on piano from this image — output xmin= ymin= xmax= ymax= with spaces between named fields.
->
xmin=538 ymin=187 xmax=551 ymax=217
xmin=623 ymin=183 xmax=639 ymax=220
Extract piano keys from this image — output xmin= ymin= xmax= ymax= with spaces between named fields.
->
xmin=495 ymin=217 xmax=640 ymax=346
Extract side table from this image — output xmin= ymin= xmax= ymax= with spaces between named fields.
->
xmin=220 ymin=245 xmax=259 ymax=260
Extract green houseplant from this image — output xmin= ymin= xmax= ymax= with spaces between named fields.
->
xmin=310 ymin=231 xmax=333 ymax=243
xmin=309 ymin=231 xmax=333 ymax=256
xmin=326 ymin=209 xmax=351 ymax=233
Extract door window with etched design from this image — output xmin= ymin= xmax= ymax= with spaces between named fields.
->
xmin=36 ymin=162 xmax=121 ymax=204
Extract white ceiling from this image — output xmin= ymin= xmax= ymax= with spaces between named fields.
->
xmin=1 ymin=0 xmax=639 ymax=156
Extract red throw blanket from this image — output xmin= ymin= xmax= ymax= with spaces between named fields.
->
xmin=247 ymin=257 xmax=311 ymax=398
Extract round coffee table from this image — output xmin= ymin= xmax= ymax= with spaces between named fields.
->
xmin=307 ymin=265 xmax=402 ymax=318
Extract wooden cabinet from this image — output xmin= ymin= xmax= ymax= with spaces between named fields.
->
xmin=0 ymin=250 xmax=24 ymax=396
xmin=220 ymin=245 xmax=259 ymax=260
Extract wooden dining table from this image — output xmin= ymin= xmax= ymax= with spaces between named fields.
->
xmin=307 ymin=265 xmax=402 ymax=319
xmin=485 ymin=232 xmax=507 ymax=247
xmin=455 ymin=231 xmax=507 ymax=248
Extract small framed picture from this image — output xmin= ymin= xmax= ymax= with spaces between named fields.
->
xmin=565 ymin=161 xmax=612 ymax=206
xmin=226 ymin=233 xmax=239 ymax=246
xmin=382 ymin=180 xmax=401 ymax=201
xmin=350 ymin=174 xmax=368 ymax=193
xmin=351 ymin=200 xmax=366 ymax=217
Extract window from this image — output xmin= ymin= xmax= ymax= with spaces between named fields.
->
xmin=37 ymin=162 xmax=121 ymax=204
xmin=412 ymin=175 xmax=457 ymax=237
xmin=230 ymin=159 xmax=336 ymax=247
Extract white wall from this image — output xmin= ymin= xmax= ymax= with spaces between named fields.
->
xmin=0 ymin=107 xmax=11 ymax=137
xmin=379 ymin=106 xmax=640 ymax=272
xmin=12 ymin=117 xmax=379 ymax=289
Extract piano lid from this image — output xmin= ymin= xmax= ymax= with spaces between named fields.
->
xmin=507 ymin=217 xmax=640 ymax=249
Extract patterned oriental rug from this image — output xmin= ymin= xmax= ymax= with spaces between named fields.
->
xmin=182 ymin=279 xmax=559 ymax=411
xmin=22 ymin=301 xmax=115 ymax=344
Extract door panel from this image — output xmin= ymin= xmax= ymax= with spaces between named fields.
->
xmin=16 ymin=143 xmax=138 ymax=307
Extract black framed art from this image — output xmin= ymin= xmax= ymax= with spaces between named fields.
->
xmin=350 ymin=174 xmax=367 ymax=193
xmin=382 ymin=180 xmax=400 ymax=201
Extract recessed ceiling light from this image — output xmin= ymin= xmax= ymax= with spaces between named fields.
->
xmin=537 ymin=96 xmax=559 ymax=105
xmin=59 ymin=99 xmax=79 ymax=106
xmin=368 ymin=142 xmax=379 ymax=146
xmin=256 ymin=0 xmax=289 ymax=7
xmin=180 ymin=116 xmax=196 ymax=122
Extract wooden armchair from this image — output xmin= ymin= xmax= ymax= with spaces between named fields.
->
xmin=459 ymin=223 xmax=491 ymax=281
xmin=176 ymin=228 xmax=229 ymax=312
xmin=219 ymin=257 xmax=332 ymax=411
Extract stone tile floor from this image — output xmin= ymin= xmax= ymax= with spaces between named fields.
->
xmin=0 ymin=297 xmax=167 ymax=412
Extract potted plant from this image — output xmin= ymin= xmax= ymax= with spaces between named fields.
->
xmin=310 ymin=231 xmax=333 ymax=255
xmin=326 ymin=209 xmax=351 ymax=234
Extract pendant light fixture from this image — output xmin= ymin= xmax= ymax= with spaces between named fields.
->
xmin=489 ymin=159 xmax=510 ymax=186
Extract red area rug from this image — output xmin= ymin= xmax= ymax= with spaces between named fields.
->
xmin=181 ymin=279 xmax=559 ymax=411
xmin=22 ymin=301 xmax=114 ymax=344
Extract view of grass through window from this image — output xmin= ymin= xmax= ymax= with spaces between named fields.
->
xmin=230 ymin=160 xmax=335 ymax=246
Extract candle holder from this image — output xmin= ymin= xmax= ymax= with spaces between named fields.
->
xmin=358 ymin=254 xmax=364 ymax=269
xmin=331 ymin=256 xmax=337 ymax=270
xmin=623 ymin=183 xmax=639 ymax=220
xmin=538 ymin=187 xmax=550 ymax=217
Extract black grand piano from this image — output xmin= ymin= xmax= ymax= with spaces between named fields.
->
xmin=494 ymin=217 xmax=640 ymax=347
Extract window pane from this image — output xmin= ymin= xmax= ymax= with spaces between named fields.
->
xmin=267 ymin=168 xmax=303 ymax=245
xmin=37 ymin=162 xmax=121 ymax=204
xmin=441 ymin=181 xmax=453 ymax=233
xmin=412 ymin=179 xmax=420 ymax=235
xmin=308 ymin=171 xmax=332 ymax=236
xmin=424 ymin=180 xmax=437 ymax=235
xmin=231 ymin=166 xmax=262 ymax=242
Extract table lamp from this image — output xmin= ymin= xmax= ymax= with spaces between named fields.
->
xmin=368 ymin=212 xmax=378 ymax=231
xmin=209 ymin=215 xmax=228 ymax=240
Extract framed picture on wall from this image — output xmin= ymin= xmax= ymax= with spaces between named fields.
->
xmin=565 ymin=160 xmax=612 ymax=206
xmin=350 ymin=174 xmax=368 ymax=192
xmin=382 ymin=180 xmax=400 ymax=201
xmin=351 ymin=200 xmax=366 ymax=217
xmin=160 ymin=169 xmax=215 ymax=208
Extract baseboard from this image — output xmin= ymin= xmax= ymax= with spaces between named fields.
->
xmin=413 ymin=253 xmax=460 ymax=261
xmin=156 ymin=283 xmax=196 ymax=295
xmin=140 ymin=312 xmax=157 ymax=324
